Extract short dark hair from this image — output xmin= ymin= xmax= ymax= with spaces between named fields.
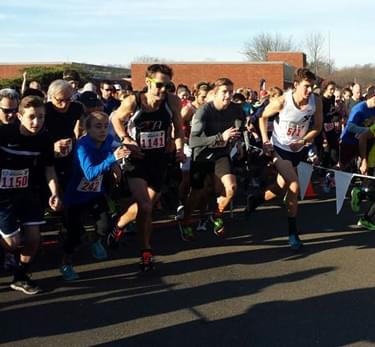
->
xmin=176 ymin=84 xmax=190 ymax=95
xmin=214 ymin=78 xmax=234 ymax=89
xmin=366 ymin=86 xmax=375 ymax=99
xmin=100 ymin=80 xmax=113 ymax=89
xmin=321 ymin=80 xmax=336 ymax=91
xmin=232 ymin=93 xmax=246 ymax=103
xmin=294 ymin=68 xmax=316 ymax=83
xmin=22 ymin=88 xmax=45 ymax=99
xmin=19 ymin=96 xmax=45 ymax=115
xmin=63 ymin=69 xmax=80 ymax=82
xmin=145 ymin=64 xmax=173 ymax=78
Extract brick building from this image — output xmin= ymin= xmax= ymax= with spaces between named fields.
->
xmin=131 ymin=52 xmax=307 ymax=92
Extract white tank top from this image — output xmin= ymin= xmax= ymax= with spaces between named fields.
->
xmin=271 ymin=90 xmax=316 ymax=152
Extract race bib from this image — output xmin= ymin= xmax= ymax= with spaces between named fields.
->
xmin=0 ymin=169 xmax=29 ymax=189
xmin=77 ymin=175 xmax=103 ymax=193
xmin=324 ymin=123 xmax=334 ymax=132
xmin=140 ymin=131 xmax=165 ymax=149
xmin=286 ymin=122 xmax=302 ymax=137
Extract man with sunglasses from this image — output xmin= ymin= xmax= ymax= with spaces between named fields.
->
xmin=44 ymin=79 xmax=84 ymax=189
xmin=110 ymin=64 xmax=184 ymax=271
xmin=100 ymin=80 xmax=120 ymax=115
xmin=0 ymin=88 xmax=19 ymax=125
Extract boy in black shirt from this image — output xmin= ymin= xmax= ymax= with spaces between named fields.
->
xmin=0 ymin=96 xmax=61 ymax=295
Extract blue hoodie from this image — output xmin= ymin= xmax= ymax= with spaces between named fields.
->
xmin=64 ymin=134 xmax=117 ymax=206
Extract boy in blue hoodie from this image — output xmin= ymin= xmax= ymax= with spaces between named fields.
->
xmin=60 ymin=111 xmax=129 ymax=281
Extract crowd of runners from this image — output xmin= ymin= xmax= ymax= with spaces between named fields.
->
xmin=1 ymin=63 xmax=375 ymax=295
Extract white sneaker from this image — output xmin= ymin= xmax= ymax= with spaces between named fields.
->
xmin=175 ymin=205 xmax=185 ymax=221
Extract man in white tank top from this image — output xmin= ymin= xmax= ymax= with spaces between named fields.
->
xmin=249 ymin=68 xmax=322 ymax=250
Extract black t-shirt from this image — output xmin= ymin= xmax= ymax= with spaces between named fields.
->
xmin=44 ymin=101 xmax=84 ymax=142
xmin=44 ymin=101 xmax=84 ymax=174
xmin=0 ymin=124 xmax=54 ymax=191
xmin=190 ymin=101 xmax=245 ymax=161
xmin=322 ymin=95 xmax=339 ymax=123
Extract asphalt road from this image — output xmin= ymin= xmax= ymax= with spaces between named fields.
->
xmin=1 ymin=195 xmax=375 ymax=347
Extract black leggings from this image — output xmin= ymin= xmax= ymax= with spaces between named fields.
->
xmin=63 ymin=196 xmax=110 ymax=255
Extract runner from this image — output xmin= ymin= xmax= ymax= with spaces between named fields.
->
xmin=251 ymin=68 xmax=322 ymax=250
xmin=339 ymin=86 xmax=375 ymax=171
xmin=60 ymin=111 xmax=129 ymax=280
xmin=0 ymin=96 xmax=61 ymax=294
xmin=0 ymin=88 xmax=19 ymax=125
xmin=178 ymin=77 xmax=244 ymax=239
xmin=110 ymin=64 xmax=184 ymax=271
xmin=45 ymin=79 xmax=84 ymax=188
xmin=176 ymin=82 xmax=211 ymax=233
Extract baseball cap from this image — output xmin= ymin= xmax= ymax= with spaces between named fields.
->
xmin=79 ymin=91 xmax=103 ymax=108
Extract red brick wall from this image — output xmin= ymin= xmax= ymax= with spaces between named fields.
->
xmin=267 ymin=52 xmax=306 ymax=69
xmin=131 ymin=63 xmax=286 ymax=92
xmin=0 ymin=64 xmax=60 ymax=79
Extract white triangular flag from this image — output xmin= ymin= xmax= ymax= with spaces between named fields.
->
xmin=334 ymin=171 xmax=353 ymax=214
xmin=297 ymin=162 xmax=314 ymax=200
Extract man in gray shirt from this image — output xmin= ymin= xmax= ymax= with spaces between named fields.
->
xmin=178 ymin=78 xmax=244 ymax=240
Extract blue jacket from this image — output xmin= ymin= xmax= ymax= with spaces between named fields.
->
xmin=341 ymin=101 xmax=375 ymax=144
xmin=64 ymin=134 xmax=117 ymax=206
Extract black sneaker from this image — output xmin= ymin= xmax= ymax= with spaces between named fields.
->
xmin=139 ymin=250 xmax=155 ymax=272
xmin=106 ymin=226 xmax=124 ymax=250
xmin=10 ymin=274 xmax=42 ymax=295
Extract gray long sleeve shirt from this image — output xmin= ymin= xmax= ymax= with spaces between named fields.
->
xmin=190 ymin=101 xmax=244 ymax=161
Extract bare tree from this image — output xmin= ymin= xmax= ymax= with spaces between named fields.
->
xmin=304 ymin=32 xmax=328 ymax=76
xmin=242 ymin=33 xmax=297 ymax=61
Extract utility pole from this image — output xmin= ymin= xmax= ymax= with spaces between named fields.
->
xmin=328 ymin=31 xmax=331 ymax=75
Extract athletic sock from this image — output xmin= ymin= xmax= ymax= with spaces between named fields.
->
xmin=288 ymin=217 xmax=298 ymax=236
xmin=14 ymin=261 xmax=29 ymax=280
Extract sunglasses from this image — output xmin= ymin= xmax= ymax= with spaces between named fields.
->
xmin=148 ymin=78 xmax=173 ymax=89
xmin=0 ymin=107 xmax=18 ymax=114
xmin=53 ymin=95 xmax=71 ymax=104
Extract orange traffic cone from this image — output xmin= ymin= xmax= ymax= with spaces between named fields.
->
xmin=304 ymin=181 xmax=317 ymax=198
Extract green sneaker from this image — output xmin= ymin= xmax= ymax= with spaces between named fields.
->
xmin=178 ymin=223 xmax=196 ymax=241
xmin=210 ymin=216 xmax=225 ymax=236
xmin=357 ymin=217 xmax=375 ymax=230
xmin=351 ymin=187 xmax=362 ymax=212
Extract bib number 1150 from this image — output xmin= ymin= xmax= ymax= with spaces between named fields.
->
xmin=0 ymin=169 xmax=29 ymax=189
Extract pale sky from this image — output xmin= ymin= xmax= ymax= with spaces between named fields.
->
xmin=0 ymin=0 xmax=374 ymax=68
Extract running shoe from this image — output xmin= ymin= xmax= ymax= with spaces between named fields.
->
xmin=139 ymin=249 xmax=155 ymax=272
xmin=357 ymin=217 xmax=375 ymax=230
xmin=196 ymin=218 xmax=209 ymax=232
xmin=107 ymin=226 xmax=124 ymax=250
xmin=178 ymin=223 xmax=196 ymax=241
xmin=175 ymin=205 xmax=185 ymax=221
xmin=90 ymin=239 xmax=108 ymax=260
xmin=60 ymin=264 xmax=79 ymax=281
xmin=210 ymin=215 xmax=225 ymax=236
xmin=10 ymin=274 xmax=41 ymax=295
xmin=288 ymin=234 xmax=303 ymax=251
xmin=351 ymin=187 xmax=362 ymax=213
